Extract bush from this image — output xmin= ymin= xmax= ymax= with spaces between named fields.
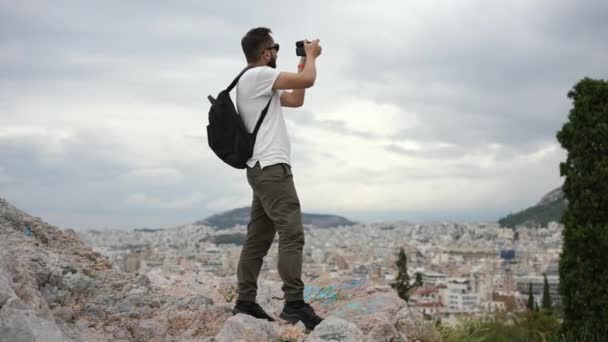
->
xmin=438 ymin=311 xmax=561 ymax=342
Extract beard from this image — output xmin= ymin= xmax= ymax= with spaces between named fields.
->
xmin=267 ymin=55 xmax=277 ymax=69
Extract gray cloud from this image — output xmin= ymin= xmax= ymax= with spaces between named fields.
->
xmin=0 ymin=129 xmax=251 ymax=230
xmin=340 ymin=0 xmax=607 ymax=149
xmin=286 ymin=110 xmax=381 ymax=140
xmin=1 ymin=0 xmax=601 ymax=229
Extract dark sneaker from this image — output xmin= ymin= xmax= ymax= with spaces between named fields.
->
xmin=279 ymin=300 xmax=324 ymax=330
xmin=231 ymin=300 xmax=275 ymax=322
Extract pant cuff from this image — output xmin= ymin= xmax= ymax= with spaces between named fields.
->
xmin=237 ymin=294 xmax=256 ymax=302
xmin=284 ymin=293 xmax=304 ymax=302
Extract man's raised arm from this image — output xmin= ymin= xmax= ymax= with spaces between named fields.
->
xmin=276 ymin=40 xmax=322 ymax=108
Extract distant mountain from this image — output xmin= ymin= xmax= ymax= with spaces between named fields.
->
xmin=498 ymin=187 xmax=567 ymax=228
xmin=133 ymin=228 xmax=164 ymax=233
xmin=196 ymin=207 xmax=357 ymax=230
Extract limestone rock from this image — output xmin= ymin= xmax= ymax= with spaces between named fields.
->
xmin=304 ymin=316 xmax=364 ymax=342
xmin=0 ymin=196 xmax=432 ymax=342
xmin=0 ymin=197 xmax=232 ymax=341
xmin=215 ymin=313 xmax=279 ymax=342
xmin=278 ymin=321 xmax=308 ymax=342
xmin=366 ymin=320 xmax=407 ymax=342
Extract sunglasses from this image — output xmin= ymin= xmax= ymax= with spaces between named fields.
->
xmin=263 ymin=43 xmax=280 ymax=53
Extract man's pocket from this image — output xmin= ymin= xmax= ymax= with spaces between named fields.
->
xmin=249 ymin=163 xmax=287 ymax=184
xmin=280 ymin=163 xmax=293 ymax=177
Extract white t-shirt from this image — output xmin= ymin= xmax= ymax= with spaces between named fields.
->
xmin=236 ymin=66 xmax=291 ymax=169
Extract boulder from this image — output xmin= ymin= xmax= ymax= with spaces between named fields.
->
xmin=304 ymin=316 xmax=364 ymax=342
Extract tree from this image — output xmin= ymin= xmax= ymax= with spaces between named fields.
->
xmin=414 ymin=272 xmax=423 ymax=288
xmin=556 ymin=77 xmax=608 ymax=336
xmin=527 ymin=283 xmax=534 ymax=311
xmin=391 ymin=248 xmax=414 ymax=302
xmin=541 ymin=273 xmax=552 ymax=311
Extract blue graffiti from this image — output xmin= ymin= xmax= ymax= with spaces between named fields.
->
xmin=304 ymin=278 xmax=368 ymax=306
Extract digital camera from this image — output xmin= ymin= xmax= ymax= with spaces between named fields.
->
xmin=296 ymin=40 xmax=306 ymax=57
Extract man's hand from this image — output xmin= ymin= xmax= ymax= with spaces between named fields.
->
xmin=273 ymin=39 xmax=320 ymax=91
xmin=304 ymin=39 xmax=322 ymax=59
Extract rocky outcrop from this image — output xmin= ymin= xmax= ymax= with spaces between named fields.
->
xmin=305 ymin=316 xmax=364 ymax=342
xmin=215 ymin=314 xmax=280 ymax=342
xmin=0 ymin=198 xmax=232 ymax=341
xmin=537 ymin=187 xmax=564 ymax=206
xmin=498 ymin=187 xmax=567 ymax=228
xmin=0 ymin=197 xmax=426 ymax=341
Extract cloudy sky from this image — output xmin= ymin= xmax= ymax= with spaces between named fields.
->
xmin=1 ymin=1 xmax=606 ymax=230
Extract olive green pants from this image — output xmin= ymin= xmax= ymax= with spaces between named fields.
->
xmin=236 ymin=163 xmax=305 ymax=302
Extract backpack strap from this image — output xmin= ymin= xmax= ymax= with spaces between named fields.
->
xmin=253 ymin=94 xmax=273 ymax=135
xmin=226 ymin=66 xmax=254 ymax=92
xmin=226 ymin=65 xmax=274 ymax=135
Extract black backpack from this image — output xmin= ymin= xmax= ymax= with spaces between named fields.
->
xmin=206 ymin=66 xmax=272 ymax=169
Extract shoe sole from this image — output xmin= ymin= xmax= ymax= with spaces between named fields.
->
xmin=279 ymin=312 xmax=316 ymax=330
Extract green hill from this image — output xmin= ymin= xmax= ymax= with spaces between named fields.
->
xmin=196 ymin=207 xmax=357 ymax=230
xmin=499 ymin=187 xmax=567 ymax=228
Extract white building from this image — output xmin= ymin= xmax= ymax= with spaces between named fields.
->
xmin=442 ymin=279 xmax=480 ymax=313
xmin=421 ymin=271 xmax=448 ymax=286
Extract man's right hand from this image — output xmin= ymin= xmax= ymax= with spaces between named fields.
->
xmin=272 ymin=39 xmax=320 ymax=91
xmin=304 ymin=39 xmax=322 ymax=58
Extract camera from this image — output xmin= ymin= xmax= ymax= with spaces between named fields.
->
xmin=296 ymin=40 xmax=306 ymax=57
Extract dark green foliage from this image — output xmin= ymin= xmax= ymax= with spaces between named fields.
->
xmin=487 ymin=311 xmax=561 ymax=341
xmin=391 ymin=248 xmax=414 ymax=302
xmin=414 ymin=272 xmax=423 ymax=288
xmin=542 ymin=273 xmax=552 ymax=311
xmin=439 ymin=311 xmax=562 ymax=342
xmin=499 ymin=198 xmax=566 ymax=228
xmin=528 ymin=283 xmax=535 ymax=311
xmin=556 ymin=77 xmax=608 ymax=337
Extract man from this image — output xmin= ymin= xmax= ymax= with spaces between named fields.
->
xmin=230 ymin=27 xmax=323 ymax=330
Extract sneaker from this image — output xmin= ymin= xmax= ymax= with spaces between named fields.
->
xmin=231 ymin=300 xmax=275 ymax=321
xmin=279 ymin=300 xmax=324 ymax=330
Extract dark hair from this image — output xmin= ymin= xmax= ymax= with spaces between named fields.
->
xmin=241 ymin=27 xmax=274 ymax=63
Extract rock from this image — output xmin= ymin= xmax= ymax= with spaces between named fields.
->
xmin=350 ymin=311 xmax=397 ymax=335
xmin=0 ymin=197 xmax=235 ymax=341
xmin=395 ymin=305 xmax=423 ymax=334
xmin=304 ymin=278 xmax=406 ymax=334
xmin=0 ymin=309 xmax=35 ymax=342
xmin=127 ymin=317 xmax=169 ymax=342
xmin=0 ymin=244 xmax=76 ymax=341
xmin=278 ymin=321 xmax=307 ymax=342
xmin=304 ymin=316 xmax=364 ymax=342
xmin=159 ymin=299 xmax=231 ymax=340
xmin=0 ymin=196 xmax=433 ymax=342
xmin=366 ymin=320 xmax=405 ymax=342
xmin=0 ymin=291 xmax=10 ymax=307
xmin=52 ymin=306 xmax=75 ymax=323
xmin=0 ymin=305 xmax=74 ymax=342
xmin=191 ymin=272 xmax=238 ymax=304
xmin=395 ymin=306 xmax=440 ymax=341
xmin=215 ymin=313 xmax=279 ymax=342
xmin=146 ymin=269 xmax=172 ymax=287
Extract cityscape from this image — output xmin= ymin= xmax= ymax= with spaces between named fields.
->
xmin=80 ymin=218 xmax=562 ymax=325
